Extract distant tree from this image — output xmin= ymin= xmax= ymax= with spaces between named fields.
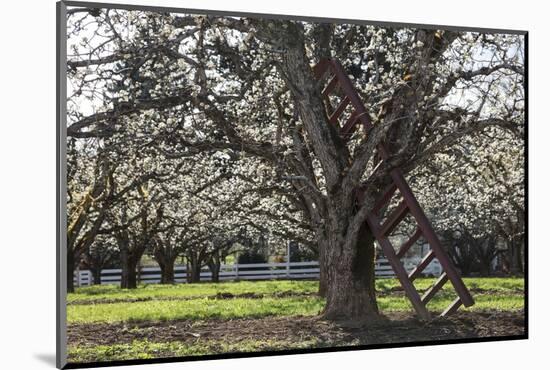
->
xmin=152 ymin=229 xmax=182 ymax=284
xmin=82 ymin=236 xmax=120 ymax=284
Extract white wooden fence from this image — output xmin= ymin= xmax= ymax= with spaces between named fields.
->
xmin=74 ymin=258 xmax=441 ymax=287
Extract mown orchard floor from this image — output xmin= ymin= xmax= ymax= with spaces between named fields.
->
xmin=66 ymin=278 xmax=525 ymax=363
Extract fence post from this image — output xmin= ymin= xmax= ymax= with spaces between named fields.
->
xmin=235 ymin=263 xmax=239 ymax=280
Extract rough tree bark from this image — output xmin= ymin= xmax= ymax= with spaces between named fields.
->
xmin=66 ymin=159 xmax=113 ymax=293
xmin=317 ymin=240 xmax=328 ymax=297
xmin=187 ymin=251 xmax=203 ymax=283
xmin=67 ymin=248 xmax=76 ymax=293
xmin=153 ymin=237 xmax=179 ymax=284
xmin=509 ymin=239 xmax=524 ymax=275
xmin=121 ymin=258 xmax=138 ymax=289
xmin=207 ymin=250 xmax=222 ymax=283
xmin=476 ymin=237 xmax=498 ymax=277
xmin=321 ymin=218 xmax=379 ymax=320
xmin=120 ymin=248 xmax=139 ymax=289
xmin=159 ymin=259 xmax=176 ymax=284
xmin=116 ymin=232 xmax=140 ymax=289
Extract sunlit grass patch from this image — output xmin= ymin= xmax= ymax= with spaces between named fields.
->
xmin=67 ymin=277 xmax=524 ymax=324
xmin=377 ymin=292 xmax=524 ymax=312
xmin=68 ymin=280 xmax=319 ymax=303
xmin=67 ymin=296 xmax=325 ymax=324
xmin=69 ymin=277 xmax=524 ymax=304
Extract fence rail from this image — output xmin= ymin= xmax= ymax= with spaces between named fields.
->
xmin=74 ymin=259 xmax=441 ymax=287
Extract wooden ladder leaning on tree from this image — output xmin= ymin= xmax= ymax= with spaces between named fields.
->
xmin=312 ymin=58 xmax=474 ymax=320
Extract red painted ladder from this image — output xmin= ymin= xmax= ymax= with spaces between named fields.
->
xmin=313 ymin=58 xmax=474 ymax=319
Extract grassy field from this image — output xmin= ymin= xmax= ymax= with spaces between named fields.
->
xmin=67 ymin=277 xmax=525 ymax=363
xmin=68 ymin=280 xmax=318 ymax=304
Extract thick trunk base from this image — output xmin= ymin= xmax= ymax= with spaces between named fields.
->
xmin=160 ymin=262 xmax=175 ymax=284
xmin=189 ymin=269 xmax=201 ymax=283
xmin=318 ymin=242 xmax=328 ymax=297
xmin=320 ymin=225 xmax=379 ymax=322
xmin=208 ymin=261 xmax=221 ymax=283
xmin=121 ymin=260 xmax=138 ymax=289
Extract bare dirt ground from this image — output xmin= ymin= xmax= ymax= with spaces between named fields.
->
xmin=68 ymin=310 xmax=525 ymax=349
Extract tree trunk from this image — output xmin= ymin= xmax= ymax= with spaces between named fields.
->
xmin=318 ymin=240 xmax=328 ymax=297
xmin=159 ymin=258 xmax=176 ymax=284
xmin=67 ymin=248 xmax=75 ymax=293
xmin=510 ymin=240 xmax=523 ymax=275
xmin=186 ymin=259 xmax=191 ymax=283
xmin=91 ymin=267 xmax=102 ymax=285
xmin=210 ymin=262 xmax=220 ymax=282
xmin=188 ymin=253 xmax=202 ymax=283
xmin=517 ymin=240 xmax=524 ymax=274
xmin=123 ymin=259 xmax=138 ymax=289
xmin=321 ymin=224 xmax=379 ymax=322
xmin=256 ymin=22 xmax=381 ymax=321
xmin=189 ymin=264 xmax=201 ymax=283
xmin=117 ymin=233 xmax=139 ymax=289
xmin=208 ymin=252 xmax=221 ymax=283
xmin=509 ymin=240 xmax=521 ymax=275
xmin=121 ymin=255 xmax=138 ymax=289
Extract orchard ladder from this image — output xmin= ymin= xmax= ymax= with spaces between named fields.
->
xmin=312 ymin=58 xmax=474 ymax=320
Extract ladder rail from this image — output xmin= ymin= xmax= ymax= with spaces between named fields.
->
xmin=367 ymin=214 xmax=431 ymax=320
xmin=397 ymin=227 xmax=422 ymax=258
xmin=390 ymin=169 xmax=474 ymax=307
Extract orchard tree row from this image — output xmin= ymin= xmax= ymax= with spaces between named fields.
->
xmin=66 ymin=7 xmax=524 ymax=320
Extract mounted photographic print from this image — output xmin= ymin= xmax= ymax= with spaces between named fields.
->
xmin=56 ymin=1 xmax=527 ymax=368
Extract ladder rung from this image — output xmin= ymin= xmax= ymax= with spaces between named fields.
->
xmin=441 ymin=297 xmax=462 ymax=316
xmin=341 ymin=110 xmax=358 ymax=136
xmin=322 ymin=75 xmax=339 ymax=97
xmin=389 ymin=168 xmax=475 ymax=308
xmin=329 ymin=96 xmax=350 ymax=124
xmin=397 ymin=227 xmax=422 ymax=259
xmin=372 ymin=183 xmax=397 ymax=214
xmin=367 ymin=223 xmax=431 ymax=321
xmin=408 ymin=250 xmax=436 ymax=282
xmin=421 ymin=272 xmax=448 ymax=304
xmin=328 ymin=59 xmax=373 ymax=132
xmin=379 ymin=200 xmax=408 ymax=236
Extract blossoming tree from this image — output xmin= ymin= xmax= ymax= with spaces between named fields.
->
xmin=66 ymin=8 xmax=524 ymax=320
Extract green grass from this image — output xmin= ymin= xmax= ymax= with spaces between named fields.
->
xmin=68 ymin=338 xmax=319 ymax=363
xmin=67 ymin=277 xmax=524 ymax=324
xmin=376 ymin=277 xmax=524 ymax=293
xmin=377 ymin=293 xmax=524 ymax=312
xmin=67 ymin=277 xmax=524 ymax=363
xmin=68 ymin=280 xmax=318 ymax=303
xmin=68 ymin=296 xmax=325 ymax=323
xmin=69 ymin=277 xmax=523 ymax=303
